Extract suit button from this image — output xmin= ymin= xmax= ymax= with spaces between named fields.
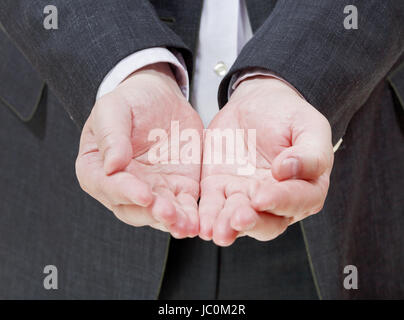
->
xmin=214 ymin=61 xmax=227 ymax=77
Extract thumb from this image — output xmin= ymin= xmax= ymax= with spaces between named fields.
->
xmin=272 ymin=135 xmax=333 ymax=182
xmin=92 ymin=95 xmax=133 ymax=175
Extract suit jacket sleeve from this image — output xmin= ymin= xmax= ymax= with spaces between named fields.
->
xmin=0 ymin=0 xmax=191 ymax=128
xmin=219 ymin=0 xmax=404 ymax=145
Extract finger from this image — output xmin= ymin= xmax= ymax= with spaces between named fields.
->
xmin=152 ymin=186 xmax=189 ymax=239
xmin=113 ymin=194 xmax=179 ymax=232
xmin=272 ymin=124 xmax=333 ymax=181
xmin=245 ymin=213 xmax=290 ymax=242
xmin=212 ymin=194 xmax=244 ymax=247
xmin=91 ymin=94 xmax=133 ymax=175
xmin=176 ymin=192 xmax=199 ymax=237
xmin=198 ymin=185 xmax=225 ymax=241
xmin=112 ymin=204 xmax=157 ymax=227
xmin=169 ymin=206 xmax=192 ymax=239
xmin=150 ymin=222 xmax=170 ymax=233
xmin=230 ymin=205 xmax=259 ymax=232
xmin=102 ymin=172 xmax=154 ymax=207
xmin=76 ymin=154 xmax=153 ymax=207
xmin=150 ymin=195 xmax=177 ymax=226
xmin=251 ymin=175 xmax=329 ymax=219
xmin=77 ymin=120 xmax=98 ymax=155
xmin=228 ymin=193 xmax=258 ymax=232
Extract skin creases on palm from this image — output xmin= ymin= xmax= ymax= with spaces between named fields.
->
xmin=199 ymin=104 xmax=293 ymax=246
xmin=125 ymin=103 xmax=203 ymax=238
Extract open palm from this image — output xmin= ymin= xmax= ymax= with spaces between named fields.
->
xmin=199 ymin=77 xmax=334 ymax=246
xmin=76 ymin=63 xmax=203 ymax=238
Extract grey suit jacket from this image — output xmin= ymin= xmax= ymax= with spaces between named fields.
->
xmin=0 ymin=0 xmax=403 ymax=298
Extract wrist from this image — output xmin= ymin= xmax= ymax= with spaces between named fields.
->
xmin=120 ymin=62 xmax=183 ymax=97
xmin=233 ymin=76 xmax=301 ymax=100
xmin=125 ymin=62 xmax=174 ymax=83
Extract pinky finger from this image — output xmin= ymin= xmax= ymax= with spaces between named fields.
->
xmin=111 ymin=204 xmax=157 ymax=227
xmin=230 ymin=206 xmax=259 ymax=232
xmin=245 ymin=213 xmax=290 ymax=242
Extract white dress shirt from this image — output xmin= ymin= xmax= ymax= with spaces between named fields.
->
xmin=191 ymin=0 xmax=253 ymax=126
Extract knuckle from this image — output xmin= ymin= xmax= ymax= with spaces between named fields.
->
xmin=253 ymin=232 xmax=277 ymax=242
xmin=315 ymin=150 xmax=331 ymax=175
xmin=112 ymin=206 xmax=132 ymax=225
xmin=98 ymin=128 xmax=117 ymax=147
xmin=318 ymin=150 xmax=328 ymax=169
xmin=113 ymin=206 xmax=147 ymax=227
xmin=310 ymin=200 xmax=326 ymax=216
xmin=318 ymin=174 xmax=331 ymax=195
xmin=75 ymin=159 xmax=89 ymax=193
xmin=317 ymin=112 xmax=332 ymax=133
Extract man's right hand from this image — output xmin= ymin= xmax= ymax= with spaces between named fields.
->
xmin=75 ymin=63 xmax=203 ymax=238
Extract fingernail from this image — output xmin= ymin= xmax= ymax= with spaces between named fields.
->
xmin=281 ymin=158 xmax=299 ymax=179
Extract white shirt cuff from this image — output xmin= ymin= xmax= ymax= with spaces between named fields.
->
xmin=229 ymin=68 xmax=304 ymax=99
xmin=96 ymin=47 xmax=189 ymax=100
